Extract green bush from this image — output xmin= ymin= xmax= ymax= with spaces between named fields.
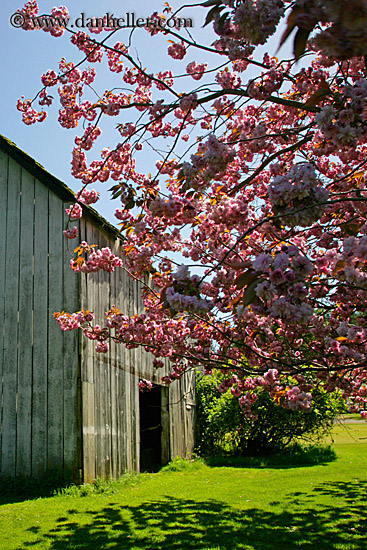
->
xmin=160 ymin=455 xmax=205 ymax=473
xmin=195 ymin=372 xmax=344 ymax=457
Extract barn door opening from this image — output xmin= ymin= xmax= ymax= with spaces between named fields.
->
xmin=139 ymin=385 xmax=169 ymax=472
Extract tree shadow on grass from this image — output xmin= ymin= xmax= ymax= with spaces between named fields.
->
xmin=204 ymin=444 xmax=337 ymax=469
xmin=22 ymin=480 xmax=367 ymax=550
xmin=0 ymin=470 xmax=74 ymax=505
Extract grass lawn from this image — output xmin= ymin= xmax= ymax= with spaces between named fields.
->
xmin=0 ymin=422 xmax=366 ymax=550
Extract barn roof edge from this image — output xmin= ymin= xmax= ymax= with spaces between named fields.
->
xmin=0 ymin=134 xmax=123 ymax=240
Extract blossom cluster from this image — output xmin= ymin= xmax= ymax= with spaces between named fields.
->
xmin=70 ymin=31 xmax=103 ymax=62
xmin=18 ymin=1 xmax=367 ymax=418
xmin=182 ymin=135 xmax=235 ymax=188
xmin=65 ymin=203 xmax=83 ymax=220
xmin=230 ymin=369 xmax=312 ymax=416
xmin=247 ymin=66 xmax=286 ymax=99
xmin=17 ymin=96 xmax=47 ymax=125
xmin=167 ymin=41 xmax=186 ymax=59
xmin=232 ymin=0 xmax=285 ymax=45
xmin=63 ymin=226 xmax=78 ymax=239
xmin=54 ymin=310 xmax=112 ymax=353
xmin=70 ymin=245 xmax=123 ymax=273
xmin=310 ymin=0 xmax=367 ymax=59
xmin=18 ymin=2 xmax=69 ymax=36
xmin=76 ymin=188 xmax=100 ymax=205
xmin=236 ymin=245 xmax=315 ymax=325
xmin=268 ymin=163 xmax=329 ymax=227
xmin=186 ymin=61 xmax=207 ymax=81
xmin=315 ymin=79 xmax=367 ymax=149
xmin=53 ymin=309 xmax=94 ymax=331
xmin=164 ymin=265 xmax=214 ymax=315
xmin=139 ymin=379 xmax=154 ymax=392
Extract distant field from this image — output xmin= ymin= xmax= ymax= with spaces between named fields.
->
xmin=0 ymin=419 xmax=366 ymax=550
xmin=329 ymin=420 xmax=367 ymax=445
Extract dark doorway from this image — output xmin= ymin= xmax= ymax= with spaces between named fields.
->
xmin=139 ymin=385 xmax=162 ymax=472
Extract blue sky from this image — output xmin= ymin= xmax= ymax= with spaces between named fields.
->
xmin=0 ymin=0 xmax=219 ymax=222
xmin=1 ymin=0 xmax=290 ymax=223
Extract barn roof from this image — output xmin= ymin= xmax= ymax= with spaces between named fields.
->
xmin=0 ymin=134 xmax=121 ymax=239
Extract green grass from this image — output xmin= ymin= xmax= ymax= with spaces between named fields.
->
xmin=0 ymin=422 xmax=366 ymax=549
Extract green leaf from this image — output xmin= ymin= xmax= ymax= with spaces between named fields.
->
xmin=304 ymin=88 xmax=331 ymax=107
xmin=242 ymin=278 xmax=262 ymax=307
xmin=342 ymin=222 xmax=359 ymax=236
xmin=278 ymin=7 xmax=299 ymax=51
xmin=235 ymin=270 xmax=257 ymax=290
xmin=111 ymin=189 xmax=123 ymax=200
xmin=203 ymin=5 xmax=223 ymax=27
xmin=273 ymin=217 xmax=284 ymax=229
xmin=124 ymin=199 xmax=135 ymax=210
xmin=293 ymin=27 xmax=311 ymax=61
xmin=216 ymin=11 xmax=229 ymax=32
xmin=201 ymin=0 xmax=221 ymax=7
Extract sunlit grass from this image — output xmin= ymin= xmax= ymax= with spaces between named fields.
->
xmin=0 ymin=421 xmax=366 ymax=549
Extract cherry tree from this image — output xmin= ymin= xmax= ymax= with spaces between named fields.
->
xmin=16 ymin=0 xmax=367 ymax=418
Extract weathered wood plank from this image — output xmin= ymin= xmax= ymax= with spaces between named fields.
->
xmin=124 ymin=278 xmax=133 ymax=471
xmin=161 ymin=386 xmax=170 ymax=465
xmin=91 ymin=223 xmax=104 ymax=479
xmin=62 ymin=207 xmax=81 ymax=478
xmin=16 ymin=169 xmax=35 ymax=476
xmin=179 ymin=377 xmax=187 ymax=456
xmin=131 ymin=372 xmax=139 ymax=471
xmin=80 ymin=218 xmax=96 ymax=482
xmin=32 ymin=180 xmax=49 ymax=475
xmin=169 ymin=382 xmax=177 ymax=459
xmin=114 ymin=246 xmax=127 ymax=474
xmin=80 ymin=219 xmax=95 ymax=385
xmin=82 ymin=380 xmax=95 ymax=483
xmin=184 ymin=371 xmax=195 ymax=455
xmin=1 ymin=158 xmax=21 ymax=476
xmin=0 ymin=151 xmax=9 ymax=474
xmin=115 ymin=261 xmax=128 ymax=471
xmin=100 ymin=230 xmax=111 ymax=479
xmin=47 ymin=192 xmax=64 ymax=472
xmin=110 ymin=239 xmax=118 ymax=479
xmin=170 ymin=379 xmax=185 ymax=459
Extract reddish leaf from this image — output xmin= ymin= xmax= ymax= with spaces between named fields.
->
xmin=333 ymin=260 xmax=346 ymax=275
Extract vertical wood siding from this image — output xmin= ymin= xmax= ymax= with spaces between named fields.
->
xmin=80 ymin=213 xmax=195 ymax=480
xmin=0 ymin=150 xmax=81 ymax=479
xmin=0 ymin=146 xmax=195 ymax=482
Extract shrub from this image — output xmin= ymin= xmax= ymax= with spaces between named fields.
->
xmin=195 ymin=372 xmax=344 ymax=457
xmin=160 ymin=455 xmax=205 ymax=473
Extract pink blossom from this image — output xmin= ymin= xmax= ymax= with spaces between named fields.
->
xmin=186 ymin=61 xmax=207 ymax=81
xmin=63 ymin=226 xmax=78 ymax=239
xmin=168 ymin=42 xmax=186 ymax=60
xmin=65 ymin=203 xmax=83 ymax=220
xmin=139 ymin=379 xmax=153 ymax=392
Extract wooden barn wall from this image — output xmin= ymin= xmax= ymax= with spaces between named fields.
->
xmin=0 ymin=150 xmax=81 ymax=479
xmin=80 ymin=214 xmax=195 ymax=480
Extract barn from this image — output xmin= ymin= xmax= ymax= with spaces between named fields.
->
xmin=0 ymin=135 xmax=195 ymax=483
